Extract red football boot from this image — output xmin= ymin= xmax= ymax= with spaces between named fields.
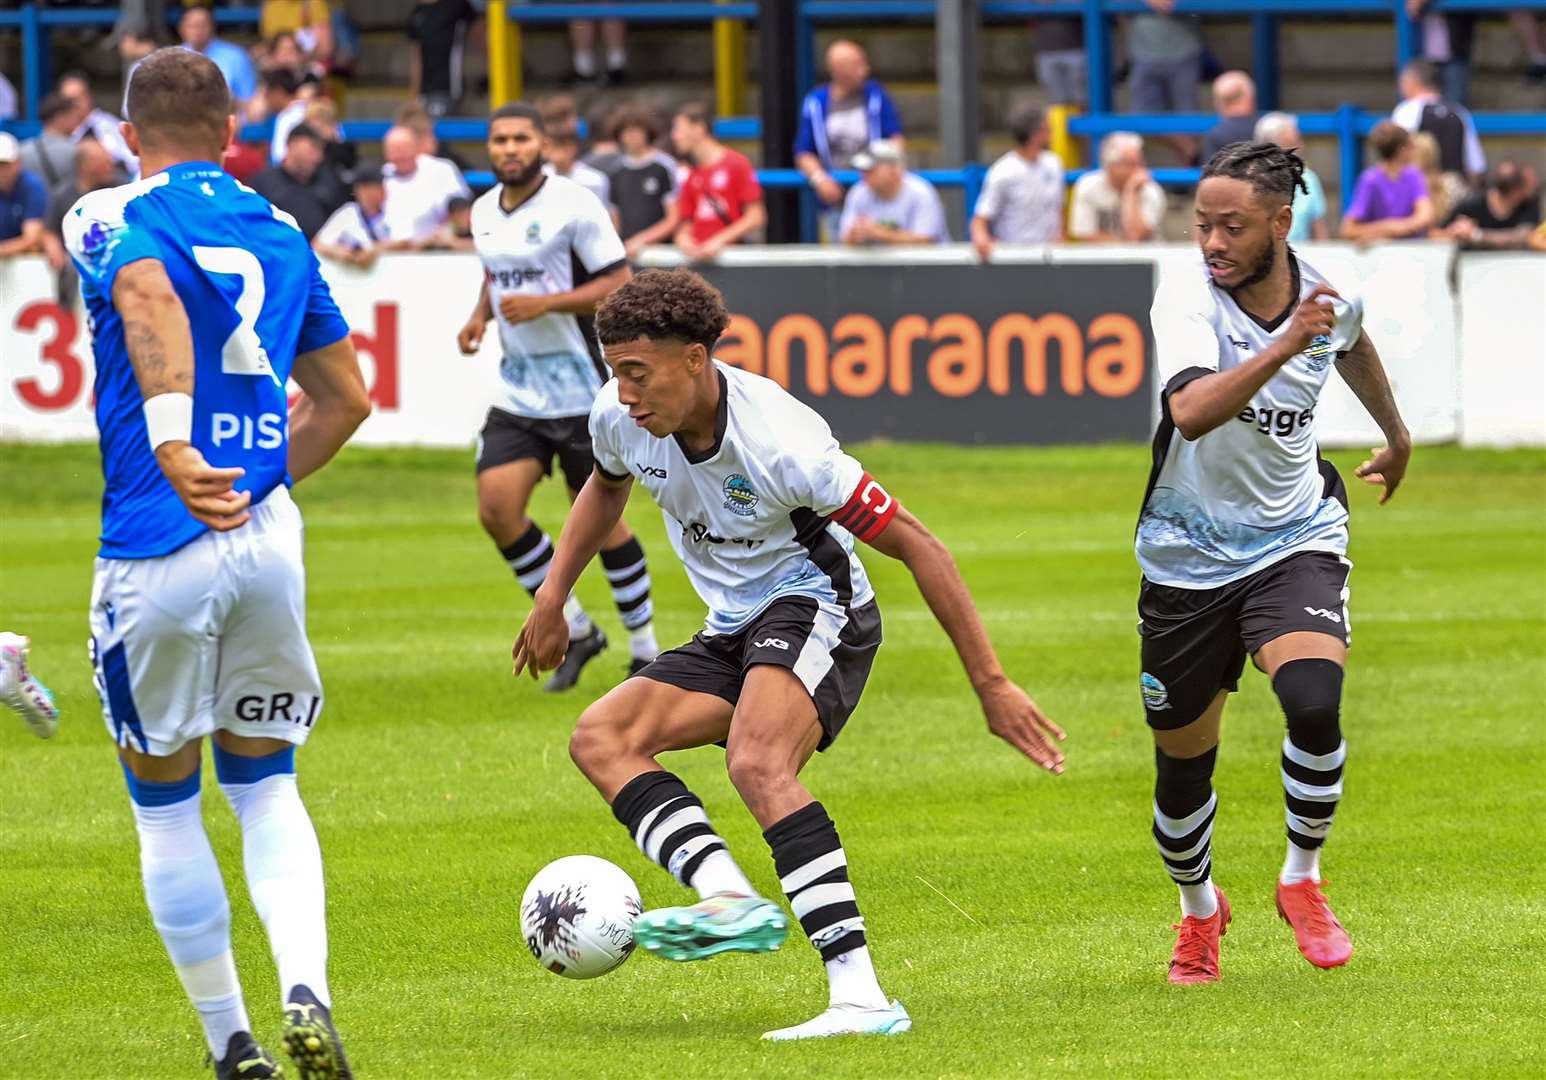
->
xmin=1276 ymin=878 xmax=1353 ymax=969
xmin=1168 ymin=887 xmax=1232 ymax=984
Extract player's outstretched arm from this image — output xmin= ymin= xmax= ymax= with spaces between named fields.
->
xmin=1169 ymin=285 xmax=1339 ymax=441
xmin=113 ymin=258 xmax=252 ymax=531
xmin=288 ymin=336 xmax=371 ymax=484
xmin=1335 ymin=330 xmax=1412 ymax=504
xmin=866 ymin=505 xmax=1066 ymax=773
xmin=512 ymin=471 xmax=633 ymax=679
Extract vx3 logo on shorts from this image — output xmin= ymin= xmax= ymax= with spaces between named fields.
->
xmin=1304 ymin=607 xmax=1343 ymax=623
xmin=753 ymin=637 xmax=790 ymax=650
xmin=637 ymin=464 xmax=668 ymax=479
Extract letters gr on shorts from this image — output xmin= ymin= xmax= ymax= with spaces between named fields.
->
xmin=690 ymin=262 xmax=1156 ymax=445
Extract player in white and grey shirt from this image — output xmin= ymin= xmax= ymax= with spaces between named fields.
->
xmin=1137 ymin=142 xmax=1412 ymax=985
xmin=512 ymin=269 xmax=1064 ymax=1041
xmin=970 ymin=104 xmax=1065 ymax=260
xmin=457 ymin=103 xmax=658 ymax=691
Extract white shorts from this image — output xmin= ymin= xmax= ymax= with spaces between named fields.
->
xmin=89 ymin=486 xmax=323 ymax=757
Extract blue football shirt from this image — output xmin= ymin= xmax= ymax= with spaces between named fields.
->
xmin=64 ymin=161 xmax=351 ymax=559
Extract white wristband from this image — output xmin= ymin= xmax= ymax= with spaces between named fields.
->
xmin=143 ymin=392 xmax=193 ymax=450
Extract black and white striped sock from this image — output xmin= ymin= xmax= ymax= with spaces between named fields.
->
xmin=1277 ymin=659 xmax=1347 ymax=884
xmin=599 ymin=539 xmax=653 ymax=631
xmin=765 ymin=801 xmax=866 ymax=961
xmin=1153 ymin=747 xmax=1218 ymax=918
xmin=611 ymin=771 xmax=753 ymax=898
xmin=500 ymin=523 xmax=555 ymax=596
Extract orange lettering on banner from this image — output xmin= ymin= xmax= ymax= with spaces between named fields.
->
xmin=1086 ymin=313 xmax=1144 ymax=397
xmin=14 ymin=301 xmax=84 ymax=410
xmin=986 ymin=313 xmax=1085 ymax=396
xmin=830 ymin=314 xmax=886 ymax=398
xmin=716 ymin=315 xmax=764 ymax=376
xmin=767 ymin=314 xmax=828 ymax=394
xmin=887 ymin=315 xmax=927 ymax=395
xmin=926 ymin=314 xmax=984 ymax=398
xmin=350 ymin=302 xmax=399 ymax=409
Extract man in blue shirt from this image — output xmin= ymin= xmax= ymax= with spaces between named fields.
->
xmin=793 ymin=40 xmax=904 ymax=227
xmin=179 ymin=4 xmax=260 ymax=110
xmin=0 ymin=133 xmax=48 ymax=259
xmin=64 ymin=47 xmax=369 ymax=1080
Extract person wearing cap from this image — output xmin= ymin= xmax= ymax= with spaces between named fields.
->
xmin=838 ymin=139 xmax=950 ymax=246
xmin=0 ymin=133 xmax=49 ymax=260
xmin=314 ymin=165 xmax=392 ymax=267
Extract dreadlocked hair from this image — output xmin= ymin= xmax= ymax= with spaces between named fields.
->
xmin=1201 ymin=141 xmax=1308 ymax=205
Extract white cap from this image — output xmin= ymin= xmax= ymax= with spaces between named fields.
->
xmin=850 ymin=139 xmax=904 ymax=172
xmin=0 ymin=133 xmax=19 ymax=164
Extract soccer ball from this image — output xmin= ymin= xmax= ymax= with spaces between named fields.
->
xmin=520 ymin=855 xmax=644 ymax=979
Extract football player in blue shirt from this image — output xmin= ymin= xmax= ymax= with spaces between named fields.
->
xmin=63 ymin=49 xmax=370 ymax=1080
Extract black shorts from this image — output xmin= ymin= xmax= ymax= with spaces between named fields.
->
xmin=634 ymin=596 xmax=882 ymax=751
xmin=1138 ymin=551 xmax=1351 ymax=731
xmin=475 ymin=408 xmax=594 ymax=492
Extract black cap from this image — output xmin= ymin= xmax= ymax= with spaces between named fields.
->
xmin=353 ymin=164 xmax=384 ymax=186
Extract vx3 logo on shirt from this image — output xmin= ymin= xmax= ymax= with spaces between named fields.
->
xmin=752 ymin=637 xmax=790 ymax=650
xmin=1227 ymin=336 xmax=1252 ymax=350
xmin=637 ymin=464 xmax=668 ymax=479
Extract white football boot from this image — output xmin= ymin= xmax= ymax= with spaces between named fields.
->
xmin=0 ymin=633 xmax=59 ymax=739
xmin=762 ymin=1000 xmax=912 ymax=1041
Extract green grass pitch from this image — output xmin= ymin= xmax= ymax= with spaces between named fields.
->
xmin=1 ymin=441 xmax=1542 ymax=1079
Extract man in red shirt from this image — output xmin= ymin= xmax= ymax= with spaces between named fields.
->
xmin=671 ymin=102 xmax=766 ymax=260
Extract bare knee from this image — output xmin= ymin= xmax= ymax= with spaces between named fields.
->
xmin=725 ymin=746 xmax=792 ymax=807
xmin=568 ymin=704 xmax=622 ymax=780
xmin=478 ymin=501 xmax=528 ymax=546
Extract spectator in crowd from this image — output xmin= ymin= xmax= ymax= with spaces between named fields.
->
xmin=972 ymin=104 xmax=1065 ymax=260
xmin=1030 ymin=2 xmax=1087 ymax=107
xmin=543 ymin=123 xmax=615 ymax=212
xmin=1392 ymin=59 xmax=1485 ymax=185
xmin=56 ymin=72 xmax=138 ymax=180
xmin=672 ymin=102 xmax=765 ymax=261
xmin=1199 ymin=71 xmax=1258 ymax=165
xmin=1532 ymin=220 xmax=1546 ymax=251
xmin=1434 ymin=160 xmax=1543 ymax=249
xmin=1069 ymin=131 xmax=1167 ymax=243
xmin=249 ymin=123 xmax=349 ymax=239
xmin=20 ymin=95 xmax=87 ymax=194
xmin=1409 ymin=131 xmax=1461 ymax=225
xmin=382 ymin=123 xmax=470 ymax=244
xmin=0 ymin=134 xmax=48 ymax=261
xmin=261 ymin=0 xmax=335 ymax=74
xmin=795 ymin=40 xmax=905 ymax=227
xmin=1340 ymin=121 xmax=1436 ymax=242
xmin=582 ymin=104 xmax=628 ymax=178
xmin=607 ymin=107 xmax=680 ymax=257
xmin=0 ymin=73 xmax=17 ymax=122
xmin=42 ymin=138 xmax=120 ymax=302
xmin=430 ymin=196 xmax=476 ymax=251
xmin=409 ymin=0 xmax=478 ymax=117
xmin=1406 ymin=0 xmax=1477 ymax=105
xmin=567 ymin=15 xmax=627 ymax=86
xmin=839 ymin=140 xmax=949 ymax=246
xmin=1253 ymin=111 xmax=1329 ymax=241
xmin=263 ymin=68 xmax=309 ymax=164
xmin=179 ymin=4 xmax=259 ymax=110
xmin=304 ymin=98 xmax=357 ymax=176
xmin=1125 ymin=1 xmax=1204 ymax=114
xmin=396 ymin=100 xmax=472 ymax=175
xmin=314 ymin=164 xmax=390 ymax=268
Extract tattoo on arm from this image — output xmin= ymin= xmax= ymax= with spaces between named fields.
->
xmin=1335 ymin=333 xmax=1409 ymax=445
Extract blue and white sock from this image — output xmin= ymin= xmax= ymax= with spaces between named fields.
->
xmin=125 ymin=766 xmax=251 ymax=1056
xmin=216 ymin=745 xmax=331 ymax=1007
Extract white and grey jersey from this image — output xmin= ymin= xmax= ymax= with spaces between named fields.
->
xmin=590 ymin=362 xmax=894 ymax=636
xmin=1137 ymin=253 xmax=1365 ymax=589
xmin=471 ymin=175 xmax=628 ymax=419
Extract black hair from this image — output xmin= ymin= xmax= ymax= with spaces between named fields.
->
xmin=491 ymin=102 xmax=545 ymax=134
xmin=286 ymin=122 xmax=323 ymax=147
xmin=596 ymin=269 xmax=730 ymax=353
xmin=1201 ymin=141 xmax=1308 ymax=206
xmin=1008 ymin=103 xmax=1046 ymax=146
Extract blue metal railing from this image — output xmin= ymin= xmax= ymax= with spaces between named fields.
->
xmin=0 ymin=5 xmax=261 ymax=127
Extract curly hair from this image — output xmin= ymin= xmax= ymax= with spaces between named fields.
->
xmin=595 ymin=269 xmax=730 ymax=352
xmin=1202 ymin=141 xmax=1308 ymax=206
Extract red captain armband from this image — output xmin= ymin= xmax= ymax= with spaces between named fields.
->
xmin=832 ymin=472 xmax=899 ymax=543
